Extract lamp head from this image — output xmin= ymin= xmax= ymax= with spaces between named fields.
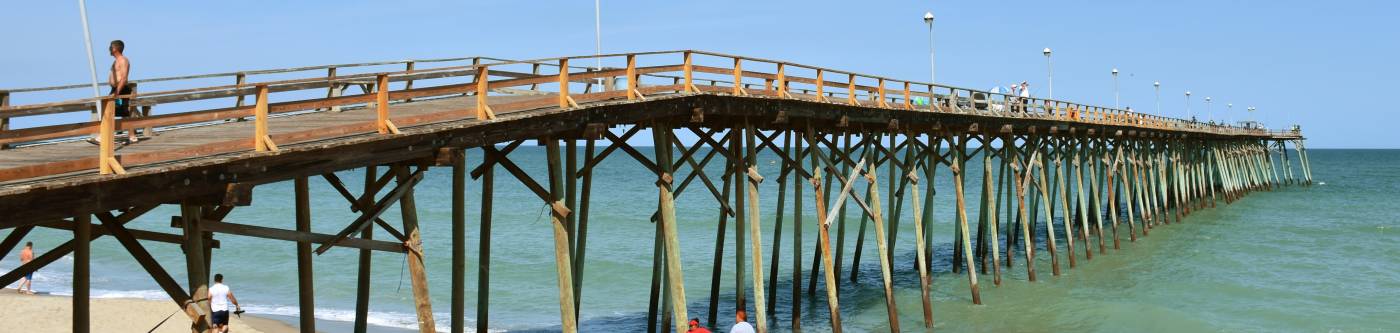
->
xmin=1154 ymin=81 xmax=1160 ymax=87
xmin=1043 ymin=47 xmax=1051 ymax=56
xmin=923 ymin=12 xmax=934 ymax=24
xmin=1206 ymin=97 xmax=1211 ymax=102
xmin=1112 ymin=68 xmax=1119 ymax=75
xmin=1186 ymin=91 xmax=1192 ymax=96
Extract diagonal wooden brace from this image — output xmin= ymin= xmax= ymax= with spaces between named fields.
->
xmin=314 ymin=167 xmax=425 ymax=255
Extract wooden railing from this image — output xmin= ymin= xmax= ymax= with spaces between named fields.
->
xmin=0 ymin=50 xmax=1288 ymax=178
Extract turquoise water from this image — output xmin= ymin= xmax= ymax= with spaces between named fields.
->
xmin=3 ymin=147 xmax=1397 ymax=332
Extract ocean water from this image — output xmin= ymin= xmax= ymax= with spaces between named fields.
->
xmin=3 ymin=147 xmax=1398 ymax=332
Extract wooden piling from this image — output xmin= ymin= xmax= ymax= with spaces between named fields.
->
xmin=764 ymin=132 xmax=789 ymax=318
xmin=451 ymin=150 xmax=467 ymax=333
xmin=1012 ymin=144 xmax=1038 ymax=281
xmin=805 ymin=127 xmax=844 ymax=331
xmin=295 ymin=177 xmax=316 ymax=333
xmin=741 ymin=123 xmax=768 ymax=333
xmin=543 ymin=139 xmax=579 ymax=333
xmin=181 ymin=203 xmax=212 ymax=333
xmin=355 ymin=166 xmax=376 ymax=333
xmin=572 ymin=139 xmax=597 ymax=321
xmin=790 ymin=131 xmax=804 ymax=329
xmin=74 ymin=213 xmax=91 ymax=333
xmin=1054 ymin=140 xmax=1077 ymax=268
xmin=395 ymin=164 xmax=437 ymax=333
xmin=864 ymin=157 xmax=902 ymax=332
xmin=983 ymin=135 xmax=1003 ymax=285
xmin=909 ymin=165 xmax=934 ymax=327
xmin=951 ymin=134 xmax=982 ymax=304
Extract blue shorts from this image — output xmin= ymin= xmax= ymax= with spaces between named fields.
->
xmin=212 ymin=310 xmax=230 ymax=325
xmin=24 ymin=273 xmax=32 ymax=280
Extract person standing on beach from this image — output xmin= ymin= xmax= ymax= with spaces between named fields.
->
xmin=729 ymin=310 xmax=755 ymax=333
xmin=208 ymin=273 xmax=241 ymax=333
xmin=17 ymin=242 xmax=34 ymax=294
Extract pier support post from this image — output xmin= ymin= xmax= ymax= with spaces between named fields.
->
xmin=804 ymin=127 xmax=844 ymax=331
xmin=864 ymin=141 xmax=901 ymax=332
xmin=295 ymin=177 xmax=316 ymax=333
xmin=951 ymin=134 xmax=982 ymax=304
xmin=181 ymin=203 xmax=212 ymax=333
xmin=741 ymin=123 xmax=767 ymax=333
xmin=354 ymin=166 xmax=376 ymax=333
xmin=910 ymin=161 xmax=934 ymax=327
xmin=1053 ymin=139 xmax=1077 ymax=268
xmin=451 ymin=149 xmax=467 ymax=333
xmin=74 ymin=214 xmax=91 ymax=333
xmin=544 ymin=138 xmax=579 ymax=333
xmin=395 ymin=164 xmax=437 ymax=333
xmin=981 ymin=134 xmax=1002 ymax=284
xmin=478 ymin=153 xmax=495 ymax=333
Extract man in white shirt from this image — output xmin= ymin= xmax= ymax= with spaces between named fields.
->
xmin=1017 ymin=81 xmax=1031 ymax=112
xmin=730 ymin=309 xmax=756 ymax=333
xmin=208 ymin=273 xmax=241 ymax=333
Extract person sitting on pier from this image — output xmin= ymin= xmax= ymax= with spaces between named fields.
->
xmin=208 ymin=273 xmax=242 ymax=333
xmin=730 ymin=310 xmax=755 ymax=333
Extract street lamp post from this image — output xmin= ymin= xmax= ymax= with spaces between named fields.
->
xmin=1044 ymin=48 xmax=1053 ymax=99
xmin=924 ymin=12 xmax=935 ymax=87
xmin=1154 ymin=81 xmax=1161 ymax=116
xmin=1185 ymin=91 xmax=1192 ymax=121
xmin=1205 ymin=96 xmax=1212 ymax=123
xmin=594 ymin=0 xmax=605 ymax=88
xmin=1112 ymin=68 xmax=1120 ymax=109
xmin=1227 ymin=103 xmax=1233 ymax=125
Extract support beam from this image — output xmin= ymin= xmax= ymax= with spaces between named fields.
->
xmin=478 ymin=153 xmax=495 ymax=333
xmin=314 ymin=168 xmax=426 ymax=255
xmin=97 ymin=212 xmax=192 ymax=308
xmin=394 ymin=165 xmax=437 ymax=333
xmin=73 ymin=214 xmax=91 ymax=333
xmin=544 ymin=138 xmax=579 ymax=333
xmin=355 ymin=166 xmax=376 ymax=333
xmin=181 ymin=203 xmax=212 ymax=333
xmin=742 ymin=123 xmax=767 ymax=333
xmin=295 ymin=177 xmax=316 ymax=333
xmin=451 ymin=149 xmax=468 ymax=333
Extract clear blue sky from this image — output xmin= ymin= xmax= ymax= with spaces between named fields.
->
xmin=3 ymin=1 xmax=1395 ymax=148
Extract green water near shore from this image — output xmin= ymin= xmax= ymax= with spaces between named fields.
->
xmin=4 ymin=147 xmax=1397 ymax=332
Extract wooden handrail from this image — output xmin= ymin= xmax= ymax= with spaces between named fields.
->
xmin=2 ymin=50 xmax=1290 ymax=156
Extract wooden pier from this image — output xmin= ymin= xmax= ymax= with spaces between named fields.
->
xmin=0 ymin=50 xmax=1311 ymax=333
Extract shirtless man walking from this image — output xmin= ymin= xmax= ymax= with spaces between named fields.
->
xmin=17 ymin=242 xmax=34 ymax=294
xmin=108 ymin=39 xmax=137 ymax=144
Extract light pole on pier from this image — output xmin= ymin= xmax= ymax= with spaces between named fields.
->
xmin=1205 ymin=96 xmax=1212 ymax=123
xmin=1154 ymin=81 xmax=1161 ymax=116
xmin=925 ymin=11 xmax=935 ymax=87
xmin=1227 ymin=103 xmax=1233 ymax=125
xmin=1112 ymin=68 xmax=1120 ymax=109
xmin=1044 ymin=48 xmax=1053 ymax=99
xmin=1185 ymin=90 xmax=1192 ymax=121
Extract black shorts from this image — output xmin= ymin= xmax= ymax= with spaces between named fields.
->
xmin=109 ymin=86 xmax=133 ymax=117
xmin=212 ymin=310 xmax=230 ymax=325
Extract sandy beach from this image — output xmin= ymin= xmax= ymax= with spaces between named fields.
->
xmin=0 ymin=288 xmax=300 ymax=333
